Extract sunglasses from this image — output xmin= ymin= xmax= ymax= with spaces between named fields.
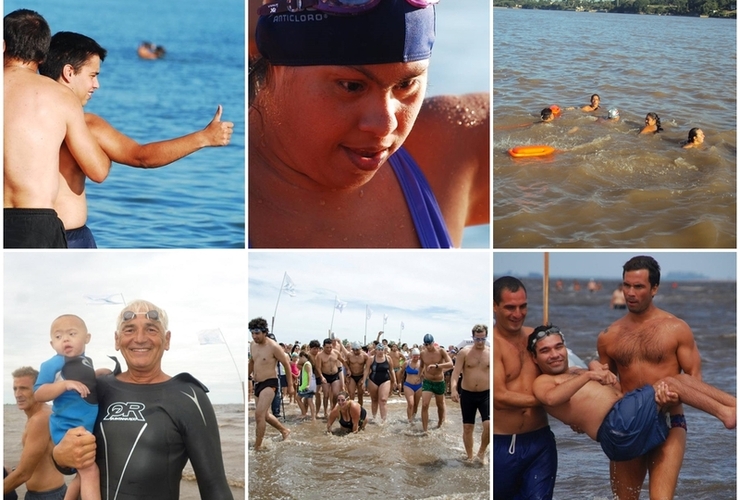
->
xmin=528 ymin=325 xmax=563 ymax=352
xmin=122 ymin=310 xmax=160 ymax=322
xmin=472 ymin=337 xmax=487 ymax=343
xmin=258 ymin=0 xmax=439 ymax=16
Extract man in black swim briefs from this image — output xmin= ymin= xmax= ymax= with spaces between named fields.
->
xmin=451 ymin=325 xmax=491 ymax=463
xmin=51 ymin=301 xmax=234 ymax=498
xmin=316 ymin=338 xmax=345 ymax=417
xmin=248 ymin=317 xmax=293 ymax=450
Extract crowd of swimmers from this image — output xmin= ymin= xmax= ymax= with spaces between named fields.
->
xmin=536 ymin=94 xmax=705 ymax=148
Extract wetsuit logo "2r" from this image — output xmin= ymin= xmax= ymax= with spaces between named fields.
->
xmin=103 ymin=402 xmax=146 ymax=421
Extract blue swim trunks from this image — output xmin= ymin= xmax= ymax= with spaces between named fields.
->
xmin=597 ymin=384 xmax=669 ymax=462
xmin=494 ymin=426 xmax=557 ymax=500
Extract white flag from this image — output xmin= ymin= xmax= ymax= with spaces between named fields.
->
xmin=84 ymin=293 xmax=125 ymax=305
xmin=335 ymin=298 xmax=347 ymax=312
xmin=401 ymin=321 xmax=405 ymax=330
xmin=366 ymin=305 xmax=373 ymax=320
xmin=197 ymin=329 xmax=224 ymax=345
xmin=383 ymin=314 xmax=388 ymax=325
xmin=283 ymin=273 xmax=296 ymax=297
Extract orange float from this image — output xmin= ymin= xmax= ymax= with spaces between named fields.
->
xmin=508 ymin=145 xmax=556 ymax=158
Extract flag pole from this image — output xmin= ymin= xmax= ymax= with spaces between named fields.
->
xmin=364 ymin=305 xmax=369 ymax=346
xmin=271 ymin=272 xmax=288 ymax=334
xmin=329 ymin=295 xmax=338 ymax=332
xmin=543 ymin=252 xmax=550 ymax=325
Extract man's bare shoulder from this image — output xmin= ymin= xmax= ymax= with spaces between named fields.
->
xmin=26 ymin=405 xmax=52 ymax=429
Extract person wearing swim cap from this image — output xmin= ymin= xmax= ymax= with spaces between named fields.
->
xmin=402 ymin=347 xmax=423 ymax=422
xmin=419 ymin=333 xmax=452 ymax=432
xmin=607 ymin=108 xmax=620 ymax=121
xmin=249 ymin=0 xmax=489 ymax=248
xmin=682 ymin=127 xmax=705 ymax=149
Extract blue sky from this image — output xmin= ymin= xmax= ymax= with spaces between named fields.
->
xmin=3 ymin=252 xmax=246 ymax=405
xmin=249 ymin=252 xmax=492 ymax=349
xmin=493 ymin=251 xmax=736 ymax=281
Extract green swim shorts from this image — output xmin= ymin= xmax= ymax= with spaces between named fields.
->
xmin=422 ymin=379 xmax=446 ymax=395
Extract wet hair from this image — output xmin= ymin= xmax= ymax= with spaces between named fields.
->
xmin=39 ymin=31 xmax=107 ymax=80
xmin=12 ymin=366 xmax=39 ymax=382
xmin=472 ymin=324 xmax=488 ymax=336
xmin=527 ymin=324 xmax=565 ymax=353
xmin=248 ymin=56 xmax=270 ymax=107
xmin=248 ymin=317 xmax=269 ymax=334
xmin=646 ymin=112 xmax=663 ymax=133
xmin=4 ymin=9 xmax=51 ymax=64
xmin=494 ymin=276 xmax=527 ymax=304
xmin=590 ymin=94 xmax=600 ymax=109
xmin=308 ymin=340 xmax=321 ymax=349
xmin=540 ymin=108 xmax=553 ymax=121
xmin=687 ymin=127 xmax=701 ymax=143
xmin=623 ymin=256 xmax=661 ymax=287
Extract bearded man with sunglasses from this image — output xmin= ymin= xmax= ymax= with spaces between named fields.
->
xmin=50 ymin=300 xmax=233 ymax=499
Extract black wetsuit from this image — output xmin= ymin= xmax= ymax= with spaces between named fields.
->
xmin=94 ymin=365 xmax=233 ymax=499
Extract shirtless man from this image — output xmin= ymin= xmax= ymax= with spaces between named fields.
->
xmin=493 ymin=276 xmax=556 ymax=500
xmin=419 ymin=334 xmax=453 ymax=432
xmin=597 ymin=256 xmax=702 ymax=500
xmin=248 ymin=317 xmax=293 ymax=450
xmin=315 ymin=338 xmax=345 ymax=417
xmin=610 ymin=283 xmax=626 ymax=309
xmin=308 ymin=340 xmax=325 ymax=414
xmin=530 ymin=327 xmax=735 ymax=462
xmin=3 ymin=10 xmax=110 ymax=248
xmin=387 ymin=342 xmax=404 ymax=394
xmin=4 ymin=367 xmax=67 ymax=499
xmin=345 ymin=342 xmax=370 ymax=406
xmin=38 ymin=31 xmax=233 ymax=248
xmin=450 ymin=324 xmax=490 ymax=462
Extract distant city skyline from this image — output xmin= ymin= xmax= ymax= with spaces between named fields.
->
xmin=493 ymin=252 xmax=736 ymax=281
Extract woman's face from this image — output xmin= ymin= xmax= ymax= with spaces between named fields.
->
xmin=262 ymin=61 xmax=429 ymax=189
xmin=645 ymin=115 xmax=656 ymax=126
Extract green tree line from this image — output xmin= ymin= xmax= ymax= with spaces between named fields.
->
xmin=493 ymin=0 xmax=736 ymax=17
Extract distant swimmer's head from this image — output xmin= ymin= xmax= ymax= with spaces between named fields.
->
xmin=608 ymin=108 xmax=620 ymax=120
xmin=4 ymin=9 xmax=51 ymax=64
xmin=687 ymin=127 xmax=704 ymax=144
xmin=256 ymin=0 xmax=437 ymax=67
xmin=590 ymin=94 xmax=600 ymax=108
xmin=549 ymin=105 xmax=562 ymax=117
xmin=39 ymin=32 xmax=107 ymax=106
xmin=645 ymin=112 xmax=663 ymax=133
xmin=540 ymin=108 xmax=554 ymax=122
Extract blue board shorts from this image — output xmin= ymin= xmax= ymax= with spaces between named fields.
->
xmin=494 ymin=426 xmax=557 ymax=500
xmin=597 ymin=384 xmax=669 ymax=462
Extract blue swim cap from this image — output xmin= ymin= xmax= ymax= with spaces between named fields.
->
xmin=423 ymin=333 xmax=434 ymax=344
xmin=256 ymin=0 xmax=436 ymax=66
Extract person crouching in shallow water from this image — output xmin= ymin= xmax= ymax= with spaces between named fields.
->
xmin=248 ymin=0 xmax=489 ymax=248
xmin=640 ymin=112 xmax=663 ymax=134
xmin=682 ymin=127 xmax=705 ymax=149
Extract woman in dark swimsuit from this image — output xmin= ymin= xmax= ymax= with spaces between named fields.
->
xmin=326 ymin=391 xmax=367 ymax=434
xmin=402 ymin=348 xmax=423 ymax=423
xmin=364 ymin=344 xmax=396 ymax=423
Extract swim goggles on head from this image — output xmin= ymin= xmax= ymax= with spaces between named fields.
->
xmin=258 ymin=0 xmax=439 ymax=16
xmin=250 ymin=328 xmax=266 ymax=334
xmin=122 ymin=310 xmax=160 ymax=322
xmin=528 ymin=325 xmax=563 ymax=352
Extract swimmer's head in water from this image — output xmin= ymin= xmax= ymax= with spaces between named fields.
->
xmin=256 ymin=0 xmax=436 ymax=66
xmin=688 ymin=127 xmax=704 ymax=144
xmin=549 ymin=105 xmax=561 ymax=117
xmin=541 ymin=108 xmax=554 ymax=122
xmin=645 ymin=112 xmax=663 ymax=132
xmin=590 ymin=94 xmax=600 ymax=107
xmin=608 ymin=108 xmax=619 ymax=119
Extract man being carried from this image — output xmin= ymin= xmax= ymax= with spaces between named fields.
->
xmin=248 ymin=317 xmax=292 ymax=450
xmin=4 ymin=10 xmax=110 ymax=248
xmin=38 ymin=31 xmax=234 ymax=248
xmin=4 ymin=367 xmax=67 ymax=499
xmin=450 ymin=324 xmax=490 ymax=463
xmin=529 ymin=325 xmax=735 ymax=464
